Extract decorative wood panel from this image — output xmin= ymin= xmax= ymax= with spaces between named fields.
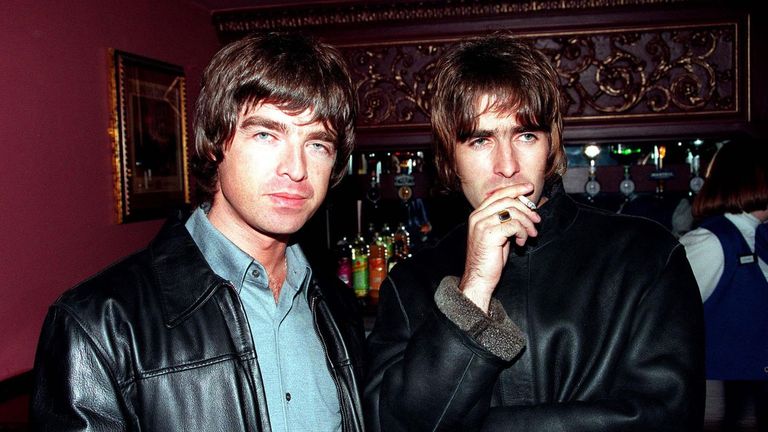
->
xmin=339 ymin=22 xmax=739 ymax=129
xmin=213 ymin=0 xmax=690 ymax=34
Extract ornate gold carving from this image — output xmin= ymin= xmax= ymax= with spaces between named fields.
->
xmin=537 ymin=25 xmax=737 ymax=120
xmin=346 ymin=44 xmax=443 ymax=128
xmin=338 ymin=22 xmax=738 ymax=128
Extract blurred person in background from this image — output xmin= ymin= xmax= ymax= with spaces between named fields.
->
xmin=680 ymin=138 xmax=768 ymax=432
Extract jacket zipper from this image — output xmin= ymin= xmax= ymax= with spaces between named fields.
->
xmin=310 ymin=291 xmax=349 ymax=432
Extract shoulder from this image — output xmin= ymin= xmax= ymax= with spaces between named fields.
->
xmin=680 ymin=227 xmax=719 ymax=251
xmin=396 ymin=225 xmax=465 ymax=278
xmin=576 ymin=203 xmax=680 ymax=250
xmin=562 ymin=204 xmax=691 ymax=280
xmin=384 ymin=225 xmax=467 ymax=312
xmin=53 ymin=248 xmax=154 ymax=330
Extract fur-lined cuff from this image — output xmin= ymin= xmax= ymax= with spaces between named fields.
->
xmin=434 ymin=276 xmax=526 ymax=361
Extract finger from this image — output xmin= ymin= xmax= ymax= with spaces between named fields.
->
xmin=498 ymin=216 xmax=532 ymax=246
xmin=478 ymin=183 xmax=534 ymax=211
xmin=494 ymin=207 xmax=538 ymax=238
xmin=472 ymin=197 xmax=540 ymax=230
xmin=475 ymin=190 xmax=541 ymax=223
xmin=484 ymin=196 xmax=541 ymax=223
xmin=471 ymin=207 xmax=536 ymax=248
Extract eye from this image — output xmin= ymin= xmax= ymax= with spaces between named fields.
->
xmin=308 ymin=142 xmax=335 ymax=157
xmin=254 ymin=131 xmax=272 ymax=141
xmin=518 ymin=132 xmax=538 ymax=143
xmin=468 ymin=137 xmax=490 ymax=148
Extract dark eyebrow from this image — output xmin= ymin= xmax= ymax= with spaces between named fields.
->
xmin=306 ymin=130 xmax=337 ymax=144
xmin=465 ymin=125 xmax=540 ymax=140
xmin=467 ymin=128 xmax=495 ymax=139
xmin=239 ymin=116 xmax=286 ymax=134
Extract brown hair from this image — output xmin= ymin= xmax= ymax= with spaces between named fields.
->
xmin=430 ymin=33 xmax=566 ymax=190
xmin=192 ymin=32 xmax=357 ymax=203
xmin=692 ymin=138 xmax=768 ymax=220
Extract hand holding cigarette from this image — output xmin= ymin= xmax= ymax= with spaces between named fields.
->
xmin=460 ymin=183 xmax=540 ymax=312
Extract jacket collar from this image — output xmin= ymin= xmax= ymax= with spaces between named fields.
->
xmin=520 ymin=176 xmax=579 ymax=253
xmin=149 ymin=212 xmax=229 ymax=328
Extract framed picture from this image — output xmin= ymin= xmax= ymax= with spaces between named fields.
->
xmin=109 ymin=49 xmax=190 ymax=223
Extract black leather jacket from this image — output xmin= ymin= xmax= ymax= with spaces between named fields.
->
xmin=30 ymin=214 xmax=366 ymax=431
xmin=365 ymin=182 xmax=705 ymax=431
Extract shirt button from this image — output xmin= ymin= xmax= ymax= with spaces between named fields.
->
xmin=285 ymin=392 xmax=291 ymax=401
xmin=251 ymin=269 xmax=260 ymax=278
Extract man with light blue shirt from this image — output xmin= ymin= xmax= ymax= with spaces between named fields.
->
xmin=31 ymin=32 xmax=365 ymax=432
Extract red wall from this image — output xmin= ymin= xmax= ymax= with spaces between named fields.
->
xmin=0 ymin=0 xmax=220 ymax=381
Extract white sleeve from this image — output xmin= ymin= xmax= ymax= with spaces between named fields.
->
xmin=679 ymin=228 xmax=724 ymax=302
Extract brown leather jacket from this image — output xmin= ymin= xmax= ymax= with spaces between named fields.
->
xmin=31 ymin=213 xmax=365 ymax=431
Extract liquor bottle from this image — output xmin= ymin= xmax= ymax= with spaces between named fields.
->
xmin=334 ymin=236 xmax=352 ymax=288
xmin=365 ymin=222 xmax=377 ymax=244
xmin=350 ymin=234 xmax=369 ymax=302
xmin=368 ymin=233 xmax=387 ymax=306
xmin=337 ymin=257 xmax=352 ymax=289
xmin=388 ymin=223 xmax=411 ymax=271
xmin=380 ymin=223 xmax=394 ymax=260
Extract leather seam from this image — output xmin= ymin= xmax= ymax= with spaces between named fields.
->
xmin=51 ymin=303 xmax=128 ymax=394
xmin=129 ymin=354 xmax=239 ymax=383
xmin=431 ymin=353 xmax=476 ymax=431
xmin=387 ymin=275 xmax=411 ymax=333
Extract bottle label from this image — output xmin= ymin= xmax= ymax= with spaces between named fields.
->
xmin=352 ymin=256 xmax=368 ymax=297
xmin=337 ymin=260 xmax=352 ymax=288
xmin=368 ymin=257 xmax=386 ymax=291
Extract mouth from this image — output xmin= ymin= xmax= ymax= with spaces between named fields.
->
xmin=485 ymin=187 xmax=502 ymax=200
xmin=484 ymin=183 xmax=534 ymax=201
xmin=485 ymin=186 xmax=513 ymax=200
xmin=269 ymin=191 xmax=311 ymax=209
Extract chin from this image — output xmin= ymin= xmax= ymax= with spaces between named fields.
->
xmin=270 ymin=218 xmax=309 ymax=236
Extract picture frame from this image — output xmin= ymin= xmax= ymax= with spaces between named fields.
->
xmin=109 ymin=49 xmax=190 ymax=224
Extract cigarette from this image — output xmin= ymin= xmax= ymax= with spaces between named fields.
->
xmin=518 ymin=195 xmax=537 ymax=210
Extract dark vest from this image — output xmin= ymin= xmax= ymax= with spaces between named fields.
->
xmin=700 ymin=216 xmax=768 ymax=380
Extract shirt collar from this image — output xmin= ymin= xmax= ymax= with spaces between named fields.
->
xmin=185 ymin=206 xmax=313 ymax=297
xmin=286 ymin=243 xmax=313 ymax=300
xmin=725 ymin=212 xmax=761 ymax=231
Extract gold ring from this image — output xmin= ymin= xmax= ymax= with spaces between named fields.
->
xmin=497 ymin=209 xmax=512 ymax=224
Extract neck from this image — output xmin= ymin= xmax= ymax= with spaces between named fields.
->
xmin=206 ymin=203 xmax=290 ymax=302
xmin=750 ymin=208 xmax=768 ymax=223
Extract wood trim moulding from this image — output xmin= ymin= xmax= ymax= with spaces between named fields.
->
xmin=212 ymin=0 xmax=697 ymax=37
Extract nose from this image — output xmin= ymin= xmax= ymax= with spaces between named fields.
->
xmin=277 ymin=141 xmax=307 ymax=182
xmin=493 ymin=140 xmax=519 ymax=178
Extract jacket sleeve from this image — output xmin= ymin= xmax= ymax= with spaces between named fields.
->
xmin=364 ymin=264 xmax=519 ymax=432
xmin=480 ymin=245 xmax=706 ymax=432
xmin=30 ymin=304 xmax=128 ymax=432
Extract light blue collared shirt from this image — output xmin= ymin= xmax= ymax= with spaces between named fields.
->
xmin=185 ymin=207 xmax=341 ymax=432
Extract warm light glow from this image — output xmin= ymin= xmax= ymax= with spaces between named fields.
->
xmin=584 ymin=144 xmax=601 ymax=159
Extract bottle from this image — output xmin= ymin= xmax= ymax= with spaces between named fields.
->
xmin=365 ymin=222 xmax=377 ymax=244
xmin=334 ymin=236 xmax=352 ymax=288
xmin=368 ymin=233 xmax=388 ymax=306
xmin=337 ymin=257 xmax=352 ymax=289
xmin=350 ymin=234 xmax=369 ymax=301
xmin=380 ymin=223 xmax=394 ymax=260
xmin=389 ymin=223 xmax=411 ymax=271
